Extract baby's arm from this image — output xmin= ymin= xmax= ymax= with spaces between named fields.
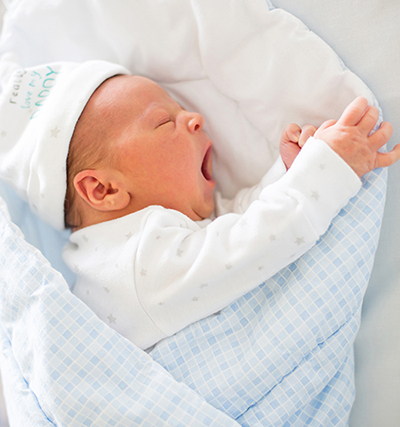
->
xmin=217 ymin=97 xmax=398 ymax=216
xmin=143 ymin=98 xmax=398 ymax=346
xmin=134 ymin=133 xmax=364 ymax=345
xmin=215 ymin=124 xmax=318 ymax=216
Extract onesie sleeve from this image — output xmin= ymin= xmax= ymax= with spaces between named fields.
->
xmin=134 ymin=137 xmax=361 ymax=344
xmin=214 ymin=154 xmax=287 ymax=215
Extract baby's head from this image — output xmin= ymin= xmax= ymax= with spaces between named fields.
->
xmin=0 ymin=60 xmax=136 ymax=231
xmin=65 ymin=75 xmax=215 ymax=230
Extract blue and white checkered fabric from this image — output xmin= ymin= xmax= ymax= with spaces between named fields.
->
xmin=149 ymin=169 xmax=386 ymax=426
xmin=0 ymin=165 xmax=386 ymax=426
xmin=0 ymin=202 xmax=240 ymax=426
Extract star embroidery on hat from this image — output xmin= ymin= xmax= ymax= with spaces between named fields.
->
xmin=50 ymin=126 xmax=61 ymax=138
xmin=269 ymin=234 xmax=276 ymax=242
xmin=226 ymin=263 xmax=233 ymax=270
xmin=319 ymin=164 xmax=326 ymax=171
xmin=140 ymin=269 xmax=147 ymax=277
xmin=103 ymin=287 xmax=110 ymax=293
xmin=295 ymin=237 xmax=305 ymax=245
xmin=192 ymin=296 xmax=199 ymax=302
xmin=176 ymin=249 xmax=184 ymax=257
xmin=126 ymin=231 xmax=133 ymax=239
xmin=200 ymin=283 xmax=208 ymax=289
xmin=0 ymin=131 xmax=7 ymax=138
xmin=82 ymin=235 xmax=89 ymax=243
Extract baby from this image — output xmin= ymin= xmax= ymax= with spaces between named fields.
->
xmin=61 ymin=74 xmax=400 ymax=349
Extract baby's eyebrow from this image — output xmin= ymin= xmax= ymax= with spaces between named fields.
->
xmin=141 ymin=103 xmax=164 ymax=121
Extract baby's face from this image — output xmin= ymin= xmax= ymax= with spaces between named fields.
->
xmin=91 ymin=75 xmax=215 ymax=220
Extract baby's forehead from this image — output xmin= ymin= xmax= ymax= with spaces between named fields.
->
xmin=78 ymin=74 xmax=176 ymax=143
xmin=90 ymin=74 xmax=172 ymax=118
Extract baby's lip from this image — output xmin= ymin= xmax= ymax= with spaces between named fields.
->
xmin=201 ymin=144 xmax=213 ymax=182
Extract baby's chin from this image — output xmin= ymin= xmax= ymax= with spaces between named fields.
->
xmin=200 ymin=203 xmax=215 ymax=220
xmin=188 ymin=204 xmax=214 ymax=221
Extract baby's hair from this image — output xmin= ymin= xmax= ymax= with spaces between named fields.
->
xmin=64 ymin=75 xmax=127 ymax=229
xmin=64 ymin=103 xmax=115 ymax=229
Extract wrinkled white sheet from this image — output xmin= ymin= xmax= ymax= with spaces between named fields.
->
xmin=0 ymin=0 xmax=374 ymax=198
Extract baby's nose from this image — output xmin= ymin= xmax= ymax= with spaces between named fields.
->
xmin=187 ymin=112 xmax=204 ymax=133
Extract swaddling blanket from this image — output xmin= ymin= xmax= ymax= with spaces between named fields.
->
xmin=0 ymin=0 xmax=386 ymax=425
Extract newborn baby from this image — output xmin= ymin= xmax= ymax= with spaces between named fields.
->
xmin=0 ymin=59 xmax=396 ymax=350
xmin=62 ymin=74 xmax=398 ymax=349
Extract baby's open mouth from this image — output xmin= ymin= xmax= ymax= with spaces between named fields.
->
xmin=201 ymin=146 xmax=213 ymax=181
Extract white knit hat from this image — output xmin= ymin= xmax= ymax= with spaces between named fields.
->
xmin=0 ymin=55 xmax=130 ymax=230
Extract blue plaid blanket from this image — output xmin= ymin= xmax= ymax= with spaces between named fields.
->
xmin=0 ymin=165 xmax=386 ymax=426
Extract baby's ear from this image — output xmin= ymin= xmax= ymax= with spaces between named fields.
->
xmin=73 ymin=169 xmax=130 ymax=212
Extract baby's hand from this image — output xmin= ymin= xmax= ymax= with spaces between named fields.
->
xmin=280 ymin=123 xmax=317 ymax=169
xmin=314 ymin=97 xmax=400 ymax=177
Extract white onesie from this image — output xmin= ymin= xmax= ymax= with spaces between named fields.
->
xmin=63 ymin=138 xmax=361 ymax=350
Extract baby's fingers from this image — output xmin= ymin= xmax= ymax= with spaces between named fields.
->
xmin=280 ymin=124 xmax=302 ymax=170
xmin=337 ymin=96 xmax=368 ymax=127
xmin=282 ymin=123 xmax=302 ymax=143
xmin=369 ymin=121 xmax=394 ymax=149
xmin=375 ymin=144 xmax=400 ymax=169
xmin=318 ymin=119 xmax=337 ymax=132
xmin=298 ymin=125 xmax=317 ymax=147
xmin=357 ymin=105 xmax=380 ymax=135
xmin=369 ymin=121 xmax=398 ymax=170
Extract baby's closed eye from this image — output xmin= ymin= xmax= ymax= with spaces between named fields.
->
xmin=156 ymin=117 xmax=172 ymax=128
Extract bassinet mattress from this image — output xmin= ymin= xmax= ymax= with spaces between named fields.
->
xmin=0 ymin=0 xmax=388 ymax=425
